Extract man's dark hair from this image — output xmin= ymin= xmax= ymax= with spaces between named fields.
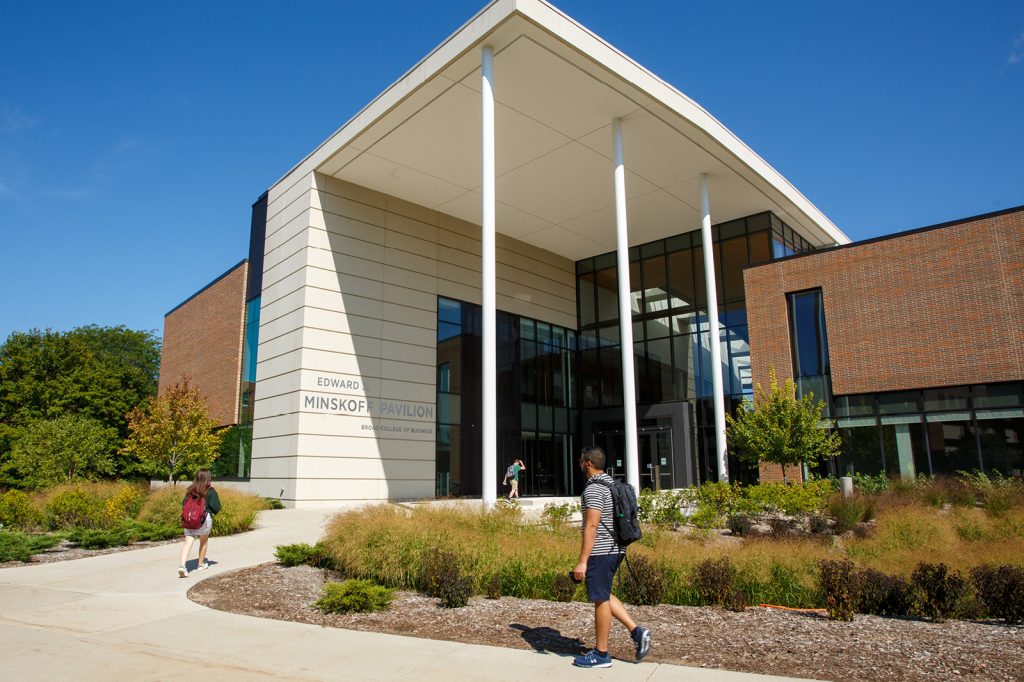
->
xmin=580 ymin=445 xmax=606 ymax=470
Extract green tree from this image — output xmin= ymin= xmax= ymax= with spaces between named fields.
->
xmin=726 ymin=368 xmax=841 ymax=481
xmin=10 ymin=415 xmax=119 ymax=489
xmin=121 ymin=379 xmax=222 ymax=482
xmin=0 ymin=326 xmax=160 ymax=484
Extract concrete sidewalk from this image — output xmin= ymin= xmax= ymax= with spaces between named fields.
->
xmin=0 ymin=508 xmax=816 ymax=681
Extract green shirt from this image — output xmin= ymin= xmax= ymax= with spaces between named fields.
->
xmin=511 ymin=464 xmax=522 ymax=481
xmin=182 ymin=487 xmax=221 ymax=515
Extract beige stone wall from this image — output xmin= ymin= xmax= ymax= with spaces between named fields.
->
xmin=250 ymin=172 xmax=576 ymax=507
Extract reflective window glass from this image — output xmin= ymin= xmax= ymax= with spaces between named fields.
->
xmin=924 ymin=387 xmax=969 ymax=411
xmin=595 ymin=267 xmax=618 ymax=323
xmin=642 ymin=256 xmax=669 ymax=314
xmin=972 ymin=383 xmax=1023 ymax=409
xmin=667 ymin=248 xmax=696 ymax=309
xmin=578 ymin=273 xmax=596 ymax=327
xmin=878 ymin=391 xmax=920 ymax=414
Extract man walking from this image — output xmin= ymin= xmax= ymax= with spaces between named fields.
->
xmin=503 ymin=458 xmax=525 ymax=499
xmin=571 ymin=445 xmax=651 ymax=668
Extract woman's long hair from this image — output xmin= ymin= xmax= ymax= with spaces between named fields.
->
xmin=187 ymin=469 xmax=212 ymax=498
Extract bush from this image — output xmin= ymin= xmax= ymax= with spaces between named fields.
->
xmin=541 ymin=501 xmax=578 ymax=529
xmin=66 ymin=520 xmax=179 ymax=549
xmin=617 ymin=554 xmax=666 ymax=606
xmin=827 ymin=494 xmax=874 ymax=534
xmin=0 ymin=490 xmax=43 ymax=531
xmin=818 ymin=559 xmax=857 ymax=621
xmin=134 ymin=486 xmax=183 ymax=527
xmin=726 ymin=587 xmax=750 ymax=612
xmin=726 ymin=514 xmax=754 ymax=536
xmin=693 ymin=558 xmax=735 ymax=606
xmin=970 ymin=564 xmax=1024 ymax=624
xmin=485 ymin=573 xmax=502 ymax=599
xmin=808 ymin=515 xmax=831 ymax=536
xmin=211 ymin=488 xmax=271 ymax=537
xmin=855 ymin=568 xmax=913 ymax=617
xmin=274 ymin=542 xmax=333 ymax=569
xmin=419 ymin=547 xmax=473 ymax=608
xmin=551 ymin=572 xmax=578 ymax=602
xmin=315 ymin=579 xmax=394 ymax=614
xmin=102 ymin=484 xmax=148 ymax=525
xmin=0 ymin=530 xmax=62 ymax=562
xmin=851 ymin=473 xmax=889 ymax=494
xmin=769 ymin=517 xmax=795 ymax=538
xmin=911 ymin=562 xmax=966 ymax=621
xmin=44 ymin=488 xmax=100 ymax=530
xmin=638 ymin=489 xmax=690 ymax=525
xmin=265 ymin=498 xmax=285 ymax=510
xmin=135 ymin=485 xmax=270 ymax=536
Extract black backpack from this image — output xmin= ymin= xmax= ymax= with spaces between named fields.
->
xmin=587 ymin=477 xmax=642 ymax=547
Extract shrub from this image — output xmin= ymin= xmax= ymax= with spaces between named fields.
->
xmin=265 ymin=498 xmax=285 ymax=510
xmin=211 ymin=487 xmax=271 ymax=537
xmin=0 ymin=530 xmax=62 ymax=562
xmin=275 ymin=543 xmax=317 ymax=567
xmin=134 ymin=486 xmax=183 ymax=527
xmin=855 ymin=568 xmax=913 ymax=617
xmin=485 ymin=573 xmax=502 ymax=599
xmin=315 ymin=579 xmax=394 ymax=614
xmin=818 ymin=559 xmax=857 ymax=621
xmin=44 ymin=488 xmax=100 ymax=530
xmin=617 ymin=554 xmax=666 ymax=606
xmin=66 ymin=520 xmax=179 ymax=549
xmin=136 ymin=485 xmax=270 ymax=536
xmin=418 ymin=547 xmax=473 ymax=608
xmin=541 ymin=501 xmax=578 ymax=529
xmin=551 ymin=573 xmax=578 ymax=602
xmin=693 ymin=558 xmax=735 ymax=606
xmin=808 ymin=515 xmax=831 ymax=536
xmin=0 ymin=490 xmax=43 ymax=531
xmin=970 ymin=564 xmax=1024 ymax=624
xmin=726 ymin=587 xmax=750 ymax=612
xmin=274 ymin=542 xmax=333 ymax=569
xmin=851 ymin=473 xmax=889 ymax=495
xmin=638 ymin=489 xmax=689 ymax=525
xmin=769 ymin=517 xmax=795 ymax=538
xmin=911 ymin=562 xmax=966 ymax=621
xmin=102 ymin=484 xmax=147 ymax=525
xmin=827 ymin=494 xmax=874 ymax=534
xmin=726 ymin=514 xmax=754 ymax=536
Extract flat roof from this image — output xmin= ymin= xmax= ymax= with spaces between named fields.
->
xmin=272 ymin=0 xmax=849 ymax=259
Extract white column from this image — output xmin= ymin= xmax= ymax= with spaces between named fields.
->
xmin=699 ymin=174 xmax=729 ymax=482
xmin=481 ymin=46 xmax=497 ymax=507
xmin=612 ymin=119 xmax=640 ymax=493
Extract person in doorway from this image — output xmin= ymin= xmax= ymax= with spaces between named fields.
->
xmin=178 ymin=469 xmax=221 ymax=577
xmin=503 ymin=459 xmax=525 ymax=499
xmin=571 ymin=446 xmax=651 ymax=668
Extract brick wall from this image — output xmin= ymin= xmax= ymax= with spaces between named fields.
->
xmin=158 ymin=261 xmax=248 ymax=427
xmin=745 ymin=208 xmax=1024 ymax=397
xmin=745 ymin=207 xmax=1024 ymax=483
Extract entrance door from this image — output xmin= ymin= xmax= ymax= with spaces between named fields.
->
xmin=595 ymin=426 xmax=673 ymax=492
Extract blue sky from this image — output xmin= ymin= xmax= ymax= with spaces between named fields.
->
xmin=1 ymin=1 xmax=1022 ymax=344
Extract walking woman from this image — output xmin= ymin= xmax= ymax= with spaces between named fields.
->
xmin=178 ymin=468 xmax=221 ymax=577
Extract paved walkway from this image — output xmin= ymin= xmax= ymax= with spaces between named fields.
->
xmin=1 ymin=508 xmax=816 ymax=681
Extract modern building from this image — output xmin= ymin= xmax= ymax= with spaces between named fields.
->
xmin=159 ymin=0 xmax=1022 ymax=506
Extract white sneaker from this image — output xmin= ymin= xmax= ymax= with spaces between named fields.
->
xmin=196 ymin=561 xmax=210 ymax=571
xmin=178 ymin=565 xmax=188 ymax=578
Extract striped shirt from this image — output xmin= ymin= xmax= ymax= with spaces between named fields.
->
xmin=581 ymin=473 xmax=620 ymax=556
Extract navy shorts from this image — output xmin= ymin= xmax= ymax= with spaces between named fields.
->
xmin=585 ymin=553 xmax=623 ymax=602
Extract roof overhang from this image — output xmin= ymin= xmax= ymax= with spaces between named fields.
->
xmin=274 ymin=0 xmax=849 ymax=259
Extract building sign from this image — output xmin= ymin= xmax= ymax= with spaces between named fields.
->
xmin=301 ymin=373 xmax=435 ymax=437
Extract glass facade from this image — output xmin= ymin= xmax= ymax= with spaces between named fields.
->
xmin=830 ymin=382 xmax=1024 ymax=478
xmin=214 ymin=296 xmax=259 ymax=479
xmin=435 ymin=297 xmax=581 ymax=498
xmin=575 ymin=211 xmax=810 ymax=484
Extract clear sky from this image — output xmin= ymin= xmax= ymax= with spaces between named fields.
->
xmin=1 ymin=1 xmax=1022 ymax=344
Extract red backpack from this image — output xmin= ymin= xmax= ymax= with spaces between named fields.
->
xmin=181 ymin=492 xmax=207 ymax=529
